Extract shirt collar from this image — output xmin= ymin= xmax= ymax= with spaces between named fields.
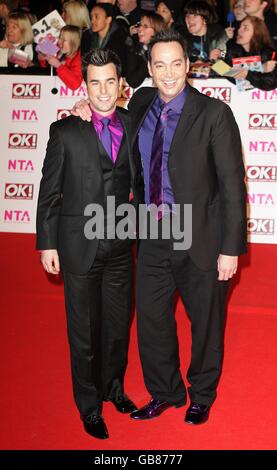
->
xmin=91 ymin=108 xmax=119 ymax=126
xmin=157 ymin=86 xmax=187 ymax=114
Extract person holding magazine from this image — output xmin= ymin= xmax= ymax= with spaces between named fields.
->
xmin=0 ymin=11 xmax=38 ymax=68
xmin=225 ymin=15 xmax=277 ymax=91
xmin=42 ymin=25 xmax=83 ymax=91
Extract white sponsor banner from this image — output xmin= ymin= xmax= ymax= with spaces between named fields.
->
xmin=0 ymin=75 xmax=276 ymax=243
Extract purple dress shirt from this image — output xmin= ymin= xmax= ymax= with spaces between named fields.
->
xmin=138 ymin=88 xmax=187 ymax=207
xmin=91 ymin=109 xmax=123 ymax=163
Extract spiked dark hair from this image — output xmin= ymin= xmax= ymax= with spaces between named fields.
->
xmin=147 ymin=28 xmax=188 ymax=63
xmin=82 ymin=48 xmax=122 ymax=82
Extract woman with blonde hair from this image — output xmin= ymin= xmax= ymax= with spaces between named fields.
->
xmin=0 ymin=11 xmax=38 ymax=67
xmin=62 ymin=0 xmax=90 ymax=30
xmin=44 ymin=25 xmax=83 ymax=90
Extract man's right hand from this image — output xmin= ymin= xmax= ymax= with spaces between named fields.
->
xmin=41 ymin=249 xmax=60 ymax=275
xmin=71 ymin=99 xmax=92 ymax=122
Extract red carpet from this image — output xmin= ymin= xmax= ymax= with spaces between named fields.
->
xmin=0 ymin=233 xmax=277 ymax=450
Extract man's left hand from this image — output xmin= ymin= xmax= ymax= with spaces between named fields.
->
xmin=217 ymin=254 xmax=238 ymax=281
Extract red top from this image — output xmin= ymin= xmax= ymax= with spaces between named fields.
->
xmin=57 ymin=50 xmax=83 ymax=90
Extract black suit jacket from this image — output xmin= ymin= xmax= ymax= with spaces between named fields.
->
xmin=36 ymin=108 xmax=135 ymax=274
xmin=128 ymin=84 xmax=247 ymax=270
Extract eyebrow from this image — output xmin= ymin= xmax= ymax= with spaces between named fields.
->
xmin=89 ymin=77 xmax=117 ymax=83
xmin=153 ymin=59 xmax=183 ymax=65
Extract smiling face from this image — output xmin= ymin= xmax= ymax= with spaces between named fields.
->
xmin=86 ymin=63 xmax=121 ymax=116
xmin=148 ymin=41 xmax=189 ymax=103
xmin=137 ymin=16 xmax=155 ymax=45
xmin=185 ymin=13 xmax=207 ymax=36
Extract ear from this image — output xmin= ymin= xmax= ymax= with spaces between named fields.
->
xmin=147 ymin=61 xmax=153 ymax=78
xmin=261 ymin=1 xmax=268 ymax=10
xmin=118 ymin=76 xmax=123 ymax=90
xmin=107 ymin=15 xmax=113 ymax=26
xmin=185 ymin=58 xmax=190 ymax=74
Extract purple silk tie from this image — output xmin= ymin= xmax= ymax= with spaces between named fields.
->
xmin=100 ymin=117 xmax=112 ymax=160
xmin=149 ymin=105 xmax=169 ymax=213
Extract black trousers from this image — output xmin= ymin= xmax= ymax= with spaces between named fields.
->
xmin=136 ymin=237 xmax=229 ymax=407
xmin=63 ymin=239 xmax=133 ymax=418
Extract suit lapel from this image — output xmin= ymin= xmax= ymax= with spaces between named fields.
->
xmin=131 ymin=90 xmax=158 ymax=145
xmin=77 ymin=118 xmax=103 ymax=174
xmin=169 ymin=84 xmax=206 ymax=159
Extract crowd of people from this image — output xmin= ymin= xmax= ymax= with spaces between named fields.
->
xmin=0 ymin=0 xmax=276 ymax=89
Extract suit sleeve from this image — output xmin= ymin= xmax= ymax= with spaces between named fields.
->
xmin=36 ymin=123 xmax=65 ymax=250
xmin=211 ymin=103 xmax=247 ymax=256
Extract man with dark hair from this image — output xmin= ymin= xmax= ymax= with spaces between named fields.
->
xmin=71 ymin=29 xmax=247 ymax=426
xmin=128 ymin=28 xmax=247 ymax=425
xmin=244 ymin=0 xmax=277 ymax=41
xmin=36 ymin=48 xmax=137 ymax=440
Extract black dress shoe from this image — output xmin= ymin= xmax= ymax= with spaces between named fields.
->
xmin=110 ymin=395 xmax=137 ymax=414
xmin=185 ymin=403 xmax=210 ymax=425
xmin=83 ymin=415 xmax=109 ymax=439
xmin=130 ymin=398 xmax=173 ymax=420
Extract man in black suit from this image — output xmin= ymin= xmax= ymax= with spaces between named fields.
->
xmin=36 ymin=49 xmax=137 ymax=440
xmin=71 ymin=29 xmax=247 ymax=426
xmin=128 ymin=29 xmax=247 ymax=424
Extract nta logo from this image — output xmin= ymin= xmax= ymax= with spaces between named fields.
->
xmin=12 ymin=109 xmax=38 ymax=121
xmin=4 ymin=210 xmax=30 ymax=223
xmin=249 ymin=141 xmax=277 ymax=153
xmin=8 ymin=160 xmax=34 ymax=172
xmin=247 ymin=193 xmax=274 ymax=205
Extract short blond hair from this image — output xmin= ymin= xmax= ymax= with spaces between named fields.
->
xmin=7 ymin=12 xmax=34 ymax=45
xmin=63 ymin=0 xmax=90 ymax=29
xmin=59 ymin=25 xmax=81 ymax=58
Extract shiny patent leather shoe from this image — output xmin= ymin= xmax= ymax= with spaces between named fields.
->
xmin=185 ymin=403 xmax=210 ymax=425
xmin=83 ymin=414 xmax=109 ymax=439
xmin=110 ymin=395 xmax=137 ymax=414
xmin=130 ymin=398 xmax=173 ymax=420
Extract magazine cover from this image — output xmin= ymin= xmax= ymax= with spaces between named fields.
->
xmin=232 ymin=55 xmax=263 ymax=92
xmin=32 ymin=10 xmax=65 ymax=45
